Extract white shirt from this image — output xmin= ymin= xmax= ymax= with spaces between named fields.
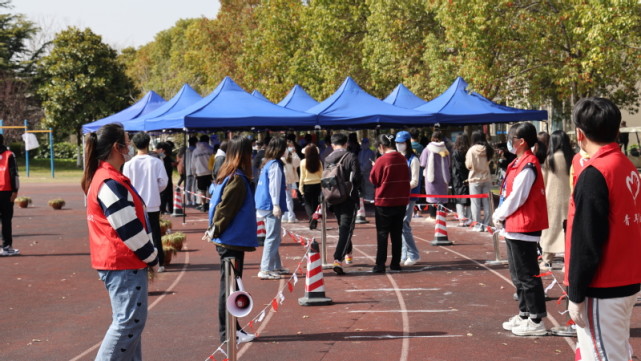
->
xmin=492 ymin=166 xmax=538 ymax=242
xmin=123 ymin=154 xmax=168 ymax=212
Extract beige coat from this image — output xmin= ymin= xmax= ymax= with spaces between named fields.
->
xmin=541 ymin=151 xmax=571 ymax=254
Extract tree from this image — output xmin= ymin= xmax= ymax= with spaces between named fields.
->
xmin=362 ymin=0 xmax=437 ymax=98
xmin=37 ymin=27 xmax=138 ymax=152
xmin=239 ymin=0 xmax=306 ymax=101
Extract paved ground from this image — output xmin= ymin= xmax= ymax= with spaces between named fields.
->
xmin=2 ymin=181 xmax=641 ymax=361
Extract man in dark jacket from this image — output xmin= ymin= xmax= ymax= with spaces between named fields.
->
xmin=325 ymin=133 xmax=361 ymax=275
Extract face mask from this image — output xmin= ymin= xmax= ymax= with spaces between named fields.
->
xmin=396 ymin=143 xmax=407 ymax=153
xmin=121 ymin=149 xmax=132 ymax=162
xmin=507 ymin=140 xmax=515 ymax=154
xmin=288 ymin=147 xmax=295 ymax=152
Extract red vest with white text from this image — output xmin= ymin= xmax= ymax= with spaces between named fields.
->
xmin=86 ymin=161 xmax=149 ymax=270
xmin=0 ymin=150 xmax=14 ymax=191
xmin=503 ymin=151 xmax=548 ymax=233
xmin=563 ymin=153 xmax=590 ymax=285
xmin=565 ymin=143 xmax=641 ymax=288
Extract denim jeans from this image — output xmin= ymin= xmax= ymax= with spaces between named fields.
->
xmin=96 ymin=268 xmax=148 ymax=361
xmin=470 ymin=181 xmax=492 ymax=225
xmin=260 ymin=212 xmax=283 ymax=272
xmin=401 ymin=200 xmax=420 ymax=262
xmin=283 ymin=183 xmax=297 ymax=222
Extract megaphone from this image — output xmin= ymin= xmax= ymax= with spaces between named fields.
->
xmin=226 ymin=277 xmax=253 ymax=318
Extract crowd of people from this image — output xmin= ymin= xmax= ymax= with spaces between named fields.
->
xmin=81 ymin=96 xmax=640 ymax=360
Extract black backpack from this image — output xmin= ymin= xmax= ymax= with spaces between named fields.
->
xmin=321 ymin=152 xmax=352 ymax=205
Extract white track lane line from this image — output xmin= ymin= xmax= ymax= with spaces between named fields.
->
xmin=414 ymin=234 xmax=576 ymax=351
xmin=69 ymin=248 xmax=192 ymax=361
xmin=353 ymin=247 xmax=410 ymax=361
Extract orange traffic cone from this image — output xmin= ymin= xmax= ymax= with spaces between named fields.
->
xmin=298 ymin=241 xmax=332 ymax=306
xmin=431 ymin=204 xmax=453 ymax=246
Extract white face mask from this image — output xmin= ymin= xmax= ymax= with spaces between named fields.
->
xmin=121 ymin=149 xmax=132 ymax=162
xmin=396 ymin=143 xmax=407 ymax=153
xmin=507 ymin=140 xmax=515 ymax=154
xmin=288 ymin=147 xmax=295 ymax=153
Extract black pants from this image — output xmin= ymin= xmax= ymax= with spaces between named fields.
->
xmin=332 ymin=199 xmax=357 ymax=261
xmin=217 ymin=246 xmax=244 ymax=342
xmin=159 ymin=182 xmax=173 ymax=214
xmin=505 ymin=238 xmax=547 ymax=319
xmin=375 ymin=206 xmax=405 ymax=269
xmin=302 ymin=184 xmax=321 ymax=220
xmin=147 ymin=211 xmax=164 ymax=267
xmin=0 ymin=191 xmax=13 ymax=248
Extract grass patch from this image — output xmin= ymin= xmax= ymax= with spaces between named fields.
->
xmin=16 ymin=158 xmax=83 ymax=183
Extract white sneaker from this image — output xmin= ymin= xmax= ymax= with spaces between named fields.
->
xmin=403 ymin=258 xmax=418 ymax=266
xmin=275 ymin=268 xmax=290 ymax=275
xmin=157 ymin=266 xmax=165 ymax=273
xmin=502 ymin=315 xmax=526 ymax=331
xmin=1 ymin=246 xmax=20 ymax=256
xmin=237 ymin=330 xmax=256 ymax=344
xmin=473 ymin=224 xmax=484 ymax=232
xmin=511 ymin=318 xmax=547 ymax=336
xmin=257 ymin=270 xmax=280 ymax=280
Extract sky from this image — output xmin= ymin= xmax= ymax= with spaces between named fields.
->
xmin=11 ymin=0 xmax=221 ymax=49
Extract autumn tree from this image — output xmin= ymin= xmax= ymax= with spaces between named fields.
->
xmin=37 ymin=27 xmax=137 ymax=153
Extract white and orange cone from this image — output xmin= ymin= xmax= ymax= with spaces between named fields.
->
xmin=431 ymin=204 xmax=453 ymax=246
xmin=298 ymin=241 xmax=332 ymax=306
xmin=171 ymin=186 xmax=184 ymax=216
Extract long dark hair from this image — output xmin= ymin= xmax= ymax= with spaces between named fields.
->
xmin=304 ymin=144 xmax=321 ymax=173
xmin=401 ymin=138 xmax=415 ymax=160
xmin=508 ymin=122 xmax=547 ymax=163
xmin=216 ymin=136 xmax=253 ymax=184
xmin=471 ymin=130 xmax=494 ymax=160
xmin=454 ymin=134 xmax=470 ymax=155
xmin=375 ymin=133 xmax=395 ymax=150
xmin=263 ymin=136 xmax=286 ymax=165
xmin=547 ymin=130 xmax=574 ymax=174
xmin=81 ymin=123 xmax=126 ymax=194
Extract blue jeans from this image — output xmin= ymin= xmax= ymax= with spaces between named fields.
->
xmin=470 ymin=181 xmax=492 ymax=225
xmin=401 ymin=200 xmax=420 ymax=262
xmin=96 ymin=269 xmax=148 ymax=361
xmin=283 ymin=183 xmax=297 ymax=222
xmin=260 ymin=213 xmax=283 ymax=272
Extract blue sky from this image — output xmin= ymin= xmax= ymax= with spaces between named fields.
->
xmin=11 ymin=0 xmax=221 ymax=49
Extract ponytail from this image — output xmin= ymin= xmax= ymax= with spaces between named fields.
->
xmin=80 ymin=123 xmax=126 ymax=194
xmin=534 ymin=140 xmax=547 ymax=164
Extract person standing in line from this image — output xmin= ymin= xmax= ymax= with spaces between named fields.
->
xmin=185 ymin=136 xmax=198 ymax=206
xmin=325 ymin=133 xmax=361 ymax=274
xmin=123 ymin=132 xmax=168 ymax=273
xmin=356 ymin=137 xmax=375 ymax=224
xmin=395 ymin=131 xmax=421 ymax=266
xmin=207 ymin=136 xmax=257 ymax=344
xmin=452 ymin=134 xmax=472 ymax=227
xmin=419 ymin=131 xmax=451 ymax=219
xmin=192 ymin=135 xmax=214 ymax=212
xmin=370 ymin=134 xmax=410 ymax=273
xmin=0 ymin=134 xmax=19 ymax=256
xmin=255 ymin=137 xmax=289 ymax=280
xmin=251 ymin=140 xmax=265 ymax=185
xmin=176 ymin=146 xmax=186 ymax=189
xmin=493 ymin=122 xmax=549 ymax=337
xmin=299 ymin=144 xmax=323 ymax=230
xmin=466 ymin=130 xmax=494 ymax=231
xmin=619 ymin=120 xmax=629 ymax=155
xmin=282 ymin=140 xmax=301 ymax=223
xmin=565 ymin=98 xmax=641 ymax=361
xmin=540 ymin=130 xmax=574 ymax=270
xmin=410 ymin=129 xmax=424 ymax=156
xmin=81 ymin=123 xmax=159 ymax=360
xmin=155 ymin=141 xmax=174 ymax=215
xmin=210 ymin=139 xmax=228 ymax=180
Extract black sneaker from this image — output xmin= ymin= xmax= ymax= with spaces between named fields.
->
xmin=372 ymin=266 xmax=385 ymax=273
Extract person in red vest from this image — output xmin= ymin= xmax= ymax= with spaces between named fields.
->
xmin=492 ymin=122 xmax=549 ymax=336
xmin=566 ymin=98 xmax=641 ymax=361
xmin=81 ymin=123 xmax=159 ymax=361
xmin=0 ymin=134 xmax=19 ymax=256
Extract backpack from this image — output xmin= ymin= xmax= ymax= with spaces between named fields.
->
xmin=321 ymin=152 xmax=352 ymax=205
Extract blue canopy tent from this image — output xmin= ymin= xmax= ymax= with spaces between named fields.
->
xmin=308 ymin=77 xmax=437 ymax=128
xmin=82 ymin=91 xmax=166 ymax=133
xmin=147 ymin=77 xmax=317 ymax=130
xmin=415 ymin=77 xmax=548 ymax=124
xmin=278 ymin=85 xmax=319 ymax=112
xmin=383 ymin=84 xmax=427 ymax=109
xmin=251 ymin=89 xmax=271 ymax=103
xmin=126 ymin=84 xmax=202 ymax=131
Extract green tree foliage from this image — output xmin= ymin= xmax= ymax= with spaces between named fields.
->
xmin=240 ymin=0 xmax=305 ymax=102
xmin=37 ymin=27 xmax=138 ymax=144
xmin=0 ymin=0 xmax=39 ymax=74
xmin=362 ymin=0 xmax=436 ymax=98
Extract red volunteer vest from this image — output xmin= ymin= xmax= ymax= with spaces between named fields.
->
xmin=564 ymin=143 xmax=641 ymax=288
xmin=563 ymin=153 xmax=589 ymax=285
xmin=0 ymin=150 xmax=14 ymax=191
xmin=503 ymin=150 xmax=548 ymax=233
xmin=86 ymin=161 xmax=149 ymax=270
